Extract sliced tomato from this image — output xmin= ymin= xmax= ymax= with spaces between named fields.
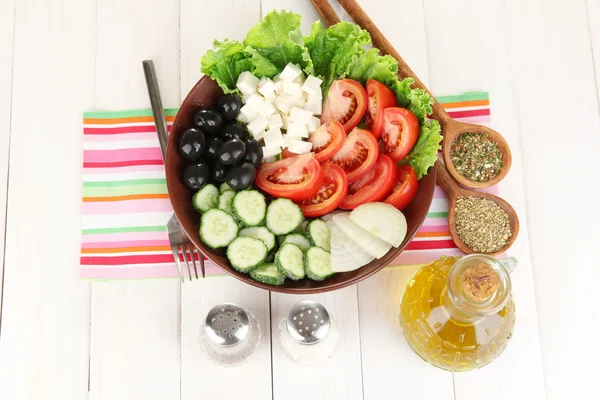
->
xmin=321 ymin=79 xmax=368 ymax=133
xmin=329 ymin=128 xmax=379 ymax=183
xmin=340 ymin=154 xmax=398 ymax=210
xmin=308 ymin=120 xmax=346 ymax=163
xmin=381 ymin=107 xmax=419 ymax=162
xmin=366 ymin=79 xmax=398 ymax=139
xmin=297 ymin=163 xmax=348 ymax=218
xmin=255 ymin=154 xmax=324 ymax=201
xmin=383 ymin=165 xmax=418 ymax=211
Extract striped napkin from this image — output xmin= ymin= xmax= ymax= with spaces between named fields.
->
xmin=80 ymin=92 xmax=492 ymax=280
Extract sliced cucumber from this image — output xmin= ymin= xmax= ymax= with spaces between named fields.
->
xmin=306 ymin=219 xmax=331 ymax=251
xmin=331 ymin=213 xmax=392 ymax=259
xmin=192 ymin=184 xmax=219 ymax=213
xmin=218 ymin=190 xmax=236 ymax=214
xmin=275 ymin=243 xmax=305 ymax=280
xmin=282 ymin=233 xmax=311 ymax=252
xmin=232 ymin=190 xmax=267 ymax=227
xmin=226 ymin=237 xmax=268 ymax=273
xmin=304 ymin=247 xmax=334 ymax=281
xmin=250 ymin=263 xmax=285 ymax=286
xmin=266 ymin=198 xmax=304 ymax=235
xmin=349 ymin=203 xmax=407 ymax=247
xmin=219 ymin=182 xmax=234 ymax=193
xmin=239 ymin=226 xmax=276 ymax=252
xmin=329 ymin=222 xmax=374 ymax=272
xmin=199 ymin=209 xmax=238 ymax=249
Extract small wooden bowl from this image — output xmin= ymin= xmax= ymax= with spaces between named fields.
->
xmin=441 ymin=119 xmax=512 ymax=189
xmin=436 ymin=160 xmax=519 ymax=256
xmin=165 ymin=77 xmax=437 ymax=294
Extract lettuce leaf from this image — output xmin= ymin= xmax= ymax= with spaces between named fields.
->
xmin=305 ymin=21 xmax=371 ymax=91
xmin=347 ymin=49 xmax=398 ymax=87
xmin=200 ymin=39 xmax=253 ymax=93
xmin=401 ymin=119 xmax=442 ymax=179
xmin=243 ymin=10 xmax=312 ymax=73
xmin=244 ymin=46 xmax=280 ymax=78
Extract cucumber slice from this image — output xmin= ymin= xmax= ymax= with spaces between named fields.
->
xmin=232 ymin=190 xmax=267 ymax=227
xmin=192 ymin=184 xmax=219 ymax=213
xmin=226 ymin=237 xmax=268 ymax=272
xmin=275 ymin=243 xmax=305 ymax=280
xmin=304 ymin=247 xmax=334 ymax=281
xmin=218 ymin=191 xmax=236 ymax=214
xmin=331 ymin=213 xmax=392 ymax=259
xmin=199 ymin=209 xmax=238 ymax=249
xmin=250 ymin=263 xmax=285 ymax=286
xmin=282 ymin=233 xmax=311 ymax=252
xmin=266 ymin=198 xmax=304 ymax=235
xmin=349 ymin=203 xmax=407 ymax=247
xmin=306 ymin=219 xmax=331 ymax=251
xmin=239 ymin=226 xmax=276 ymax=252
xmin=329 ymin=222 xmax=374 ymax=272
xmin=219 ymin=182 xmax=234 ymax=193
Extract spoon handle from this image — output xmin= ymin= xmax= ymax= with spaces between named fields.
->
xmin=310 ymin=0 xmax=341 ymax=26
xmin=142 ymin=60 xmax=168 ymax=161
xmin=435 ymin=159 xmax=461 ymax=196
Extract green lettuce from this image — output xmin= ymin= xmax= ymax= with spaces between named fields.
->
xmin=200 ymin=39 xmax=253 ymax=93
xmin=401 ymin=119 xmax=442 ymax=179
xmin=347 ymin=49 xmax=398 ymax=87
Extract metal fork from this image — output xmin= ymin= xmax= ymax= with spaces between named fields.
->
xmin=143 ymin=59 xmax=205 ymax=281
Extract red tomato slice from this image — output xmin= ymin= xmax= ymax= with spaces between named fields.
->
xmin=366 ymin=79 xmax=398 ymax=139
xmin=383 ymin=165 xmax=418 ymax=210
xmin=321 ymin=79 xmax=368 ymax=133
xmin=340 ymin=154 xmax=398 ymax=210
xmin=308 ymin=120 xmax=346 ymax=163
xmin=297 ymin=163 xmax=348 ymax=218
xmin=381 ymin=107 xmax=419 ymax=162
xmin=255 ymin=154 xmax=324 ymax=201
xmin=329 ymin=128 xmax=379 ymax=183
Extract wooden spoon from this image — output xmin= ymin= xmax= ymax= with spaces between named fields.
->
xmin=310 ymin=0 xmax=512 ymax=189
xmin=435 ymin=160 xmax=519 ymax=256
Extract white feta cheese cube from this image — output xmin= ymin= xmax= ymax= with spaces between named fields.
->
xmin=267 ymin=114 xmax=283 ymax=129
xmin=275 ymin=98 xmax=291 ymax=115
xmin=282 ymin=134 xmax=292 ymax=148
xmin=258 ymin=101 xmax=276 ymax=117
xmin=245 ymin=93 xmax=265 ymax=112
xmin=281 ymin=114 xmax=291 ymax=130
xmin=238 ymin=104 xmax=258 ymax=123
xmin=279 ymin=63 xmax=302 ymax=82
xmin=286 ymin=121 xmax=309 ymax=138
xmin=283 ymin=82 xmax=302 ymax=97
xmin=261 ymin=145 xmax=282 ymax=159
xmin=302 ymin=75 xmax=323 ymax=94
xmin=287 ymin=138 xmax=313 ymax=154
xmin=273 ymin=73 xmax=282 ymax=83
xmin=293 ymin=74 xmax=306 ymax=84
xmin=264 ymin=127 xmax=285 ymax=148
xmin=247 ymin=115 xmax=268 ymax=137
xmin=264 ymin=91 xmax=277 ymax=104
xmin=277 ymin=92 xmax=300 ymax=106
xmin=305 ymin=92 xmax=323 ymax=115
xmin=275 ymin=81 xmax=284 ymax=95
xmin=258 ymin=78 xmax=277 ymax=97
xmin=253 ymin=130 xmax=265 ymax=142
xmin=236 ymin=71 xmax=260 ymax=95
xmin=241 ymin=93 xmax=252 ymax=104
xmin=289 ymin=106 xmax=313 ymax=124
xmin=295 ymin=96 xmax=306 ymax=107
xmin=307 ymin=116 xmax=321 ymax=133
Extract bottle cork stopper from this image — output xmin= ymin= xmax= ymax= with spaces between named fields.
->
xmin=461 ymin=263 xmax=499 ymax=302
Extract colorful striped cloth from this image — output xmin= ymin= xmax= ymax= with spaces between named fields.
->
xmin=80 ymin=92 xmax=493 ymax=280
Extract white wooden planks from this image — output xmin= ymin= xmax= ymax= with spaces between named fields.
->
xmin=179 ymin=2 xmax=273 ymax=399
xmin=0 ymin=0 xmax=95 ymax=398
xmin=89 ymin=0 xmax=182 ymax=399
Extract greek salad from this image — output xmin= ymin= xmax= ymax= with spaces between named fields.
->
xmin=178 ymin=11 xmax=442 ymax=286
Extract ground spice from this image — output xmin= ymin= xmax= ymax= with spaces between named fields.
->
xmin=454 ymin=196 xmax=511 ymax=253
xmin=451 ymin=132 xmax=503 ymax=182
xmin=461 ymin=263 xmax=500 ymax=302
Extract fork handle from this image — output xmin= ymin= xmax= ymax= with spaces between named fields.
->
xmin=143 ymin=60 xmax=169 ymax=161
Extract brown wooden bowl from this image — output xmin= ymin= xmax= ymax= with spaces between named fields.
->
xmin=165 ymin=76 xmax=437 ymax=294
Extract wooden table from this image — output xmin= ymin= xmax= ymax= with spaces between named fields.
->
xmin=0 ymin=0 xmax=596 ymax=399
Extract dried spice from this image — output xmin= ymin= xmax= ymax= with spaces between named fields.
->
xmin=451 ymin=132 xmax=503 ymax=182
xmin=461 ymin=263 xmax=500 ymax=302
xmin=454 ymin=196 xmax=511 ymax=253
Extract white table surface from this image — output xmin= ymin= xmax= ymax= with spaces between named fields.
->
xmin=0 ymin=0 xmax=597 ymax=399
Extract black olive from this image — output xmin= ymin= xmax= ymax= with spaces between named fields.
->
xmin=217 ymin=94 xmax=242 ymax=120
xmin=194 ymin=109 xmax=223 ymax=135
xmin=221 ymin=121 xmax=247 ymax=141
xmin=211 ymin=161 xmax=228 ymax=183
xmin=178 ymin=128 xmax=205 ymax=161
xmin=217 ymin=138 xmax=246 ymax=166
xmin=225 ymin=162 xmax=256 ymax=191
xmin=182 ymin=162 xmax=210 ymax=190
xmin=244 ymin=139 xmax=263 ymax=169
xmin=205 ymin=137 xmax=223 ymax=159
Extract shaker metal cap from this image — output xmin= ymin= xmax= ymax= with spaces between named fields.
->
xmin=205 ymin=303 xmax=250 ymax=346
xmin=286 ymin=300 xmax=330 ymax=345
